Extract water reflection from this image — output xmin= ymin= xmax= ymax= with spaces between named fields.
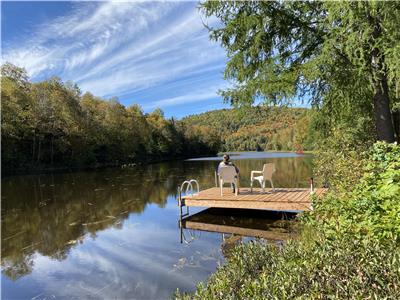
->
xmin=1 ymin=153 xmax=313 ymax=299
xmin=180 ymin=208 xmax=298 ymax=256
xmin=181 ymin=208 xmax=297 ymax=242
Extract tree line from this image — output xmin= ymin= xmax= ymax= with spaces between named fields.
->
xmin=1 ymin=63 xmax=221 ymax=174
xmin=2 ymin=63 xmax=317 ymax=175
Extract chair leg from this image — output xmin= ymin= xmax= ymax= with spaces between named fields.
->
xmin=262 ymin=181 xmax=265 ymax=193
xmin=270 ymin=179 xmax=275 ymax=191
xmin=220 ymin=180 xmax=223 ymax=196
xmin=250 ymin=180 xmax=253 ymax=193
xmin=235 ymin=181 xmax=238 ymax=196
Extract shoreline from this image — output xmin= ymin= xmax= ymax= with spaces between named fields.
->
xmin=2 ymin=150 xmax=315 ymax=178
xmin=1 ymin=153 xmax=216 ymax=178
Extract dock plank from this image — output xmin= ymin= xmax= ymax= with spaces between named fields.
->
xmin=181 ymin=187 xmax=327 ymax=212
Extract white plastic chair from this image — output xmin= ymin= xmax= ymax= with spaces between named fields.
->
xmin=250 ymin=163 xmax=275 ymax=193
xmin=218 ymin=166 xmax=239 ymax=196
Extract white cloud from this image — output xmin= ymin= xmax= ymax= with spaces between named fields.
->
xmin=147 ymin=92 xmax=217 ymax=109
xmin=4 ymin=2 xmax=170 ymax=77
xmin=2 ymin=1 xmax=227 ymax=111
xmin=144 ymin=82 xmax=228 ymax=109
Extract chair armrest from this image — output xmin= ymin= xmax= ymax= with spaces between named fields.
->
xmin=251 ymin=171 xmax=262 ymax=175
xmin=251 ymin=170 xmax=262 ymax=180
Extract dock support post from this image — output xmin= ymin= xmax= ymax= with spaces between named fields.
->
xmin=178 ymin=186 xmax=183 ymax=243
xmin=310 ymin=177 xmax=315 ymax=194
xmin=177 ymin=185 xmax=190 ymax=244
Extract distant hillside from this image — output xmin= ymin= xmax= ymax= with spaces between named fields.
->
xmin=182 ymin=106 xmax=314 ymax=151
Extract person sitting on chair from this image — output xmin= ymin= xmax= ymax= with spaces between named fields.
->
xmin=217 ymin=154 xmax=240 ymax=193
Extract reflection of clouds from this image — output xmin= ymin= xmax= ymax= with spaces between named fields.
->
xmin=18 ymin=218 xmax=222 ymax=299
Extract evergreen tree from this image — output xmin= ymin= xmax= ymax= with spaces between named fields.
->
xmin=201 ymin=1 xmax=400 ymax=142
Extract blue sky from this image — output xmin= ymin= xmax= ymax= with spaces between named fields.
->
xmin=1 ymin=1 xmax=232 ymax=118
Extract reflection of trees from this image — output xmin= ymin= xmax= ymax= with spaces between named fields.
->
xmin=1 ymin=253 xmax=35 ymax=280
xmin=2 ymin=163 xmax=180 ymax=280
xmin=1 ymin=157 xmax=312 ymax=280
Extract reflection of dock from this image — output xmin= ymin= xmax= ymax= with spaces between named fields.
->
xmin=181 ymin=208 xmax=297 ymax=241
xmin=181 ymin=187 xmax=326 ymax=212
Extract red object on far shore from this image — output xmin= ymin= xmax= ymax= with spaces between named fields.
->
xmin=294 ymin=143 xmax=304 ymax=154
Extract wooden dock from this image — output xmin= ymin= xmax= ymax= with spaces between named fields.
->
xmin=181 ymin=187 xmax=327 ymax=212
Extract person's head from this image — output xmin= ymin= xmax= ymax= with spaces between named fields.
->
xmin=223 ymin=154 xmax=230 ymax=162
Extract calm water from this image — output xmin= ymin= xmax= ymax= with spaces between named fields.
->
xmin=1 ymin=152 xmax=313 ymax=300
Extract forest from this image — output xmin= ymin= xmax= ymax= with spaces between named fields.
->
xmin=1 ymin=62 xmax=313 ymax=174
xmin=1 ymin=63 xmax=223 ymax=174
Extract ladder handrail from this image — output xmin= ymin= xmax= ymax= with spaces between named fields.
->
xmin=188 ymin=179 xmax=199 ymax=195
xmin=180 ymin=180 xmax=193 ymax=196
xmin=180 ymin=179 xmax=200 ymax=197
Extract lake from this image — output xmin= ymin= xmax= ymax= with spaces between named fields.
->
xmin=1 ymin=152 xmax=313 ymax=299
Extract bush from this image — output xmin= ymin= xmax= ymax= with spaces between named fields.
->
xmin=313 ymin=127 xmax=371 ymax=192
xmin=309 ymin=142 xmax=400 ymax=242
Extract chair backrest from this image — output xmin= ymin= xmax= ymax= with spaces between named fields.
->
xmin=262 ymin=163 xmax=275 ymax=180
xmin=219 ymin=166 xmax=237 ymax=182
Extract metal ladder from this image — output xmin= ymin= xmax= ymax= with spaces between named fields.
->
xmin=177 ymin=179 xmax=200 ymax=243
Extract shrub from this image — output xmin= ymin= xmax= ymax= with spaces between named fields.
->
xmin=176 ymin=238 xmax=400 ymax=300
xmin=309 ymin=142 xmax=400 ymax=242
xmin=313 ymin=127 xmax=371 ymax=192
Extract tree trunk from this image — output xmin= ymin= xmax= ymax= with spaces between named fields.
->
xmin=370 ymin=14 xmax=395 ymax=143
xmin=393 ymin=109 xmax=400 ymax=143
xmin=372 ymin=74 xmax=395 ymax=143
xmin=51 ymin=134 xmax=54 ymax=165
xmin=32 ymin=131 xmax=36 ymax=163
xmin=37 ymin=138 xmax=41 ymax=163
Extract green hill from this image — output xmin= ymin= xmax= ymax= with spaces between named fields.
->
xmin=182 ymin=106 xmax=313 ymax=151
